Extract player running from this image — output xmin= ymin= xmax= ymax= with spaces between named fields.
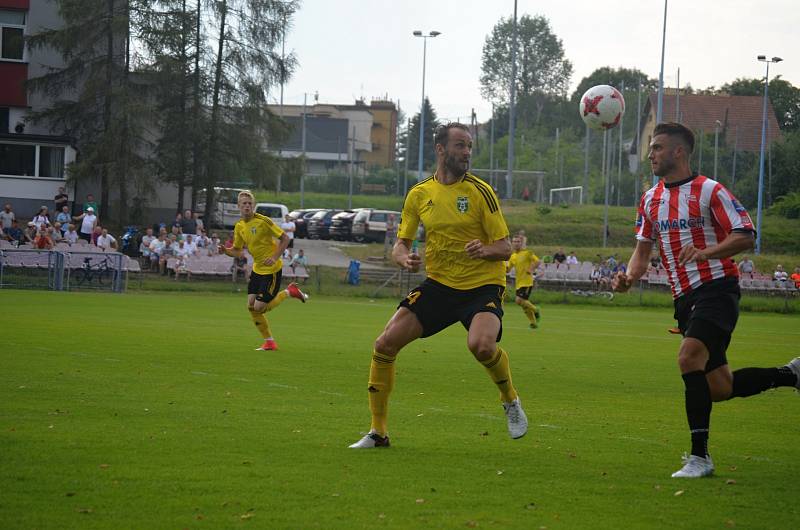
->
xmin=507 ymin=235 xmax=541 ymax=328
xmin=613 ymin=122 xmax=799 ymax=478
xmin=349 ymin=123 xmax=528 ymax=448
xmin=219 ymin=191 xmax=308 ymax=351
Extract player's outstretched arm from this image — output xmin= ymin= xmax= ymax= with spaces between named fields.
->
xmin=465 ymin=237 xmax=511 ymax=261
xmin=219 ymin=244 xmax=243 ymax=258
xmin=613 ymin=240 xmax=653 ymax=292
xmin=392 ymin=238 xmax=421 ymax=272
xmin=677 ymin=231 xmax=754 ymax=266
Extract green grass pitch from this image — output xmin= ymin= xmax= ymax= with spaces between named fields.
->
xmin=2 ymin=289 xmax=798 ymax=528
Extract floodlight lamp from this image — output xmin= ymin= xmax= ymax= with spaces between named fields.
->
xmin=413 ymin=30 xmax=422 ymax=36
xmin=430 ymin=31 xmax=441 ymax=37
xmin=757 ymin=55 xmax=766 ymax=61
xmin=772 ymin=57 xmax=783 ymax=63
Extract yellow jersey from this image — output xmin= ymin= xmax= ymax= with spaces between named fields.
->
xmin=398 ymin=172 xmax=509 ymax=290
xmin=233 ymin=213 xmax=284 ymax=275
xmin=509 ymin=249 xmax=539 ymax=288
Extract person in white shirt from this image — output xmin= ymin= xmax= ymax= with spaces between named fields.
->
xmin=73 ymin=206 xmax=97 ymax=241
xmin=55 ymin=205 xmax=71 ymax=234
xmin=773 ymin=265 xmax=789 ymax=287
xmin=149 ymin=234 xmax=166 ymax=273
xmin=173 ymin=239 xmax=192 ymax=280
xmin=280 ymin=214 xmax=296 ymax=249
xmin=65 ymin=224 xmax=79 ymax=244
xmin=208 ymin=234 xmax=221 ymax=256
xmin=184 ymin=234 xmax=199 ymax=256
xmin=566 ymin=252 xmax=579 ymax=266
xmin=96 ymin=228 xmax=118 ymax=251
xmin=32 ymin=206 xmax=51 ymax=230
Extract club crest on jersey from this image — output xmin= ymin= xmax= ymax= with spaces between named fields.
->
xmin=456 ymin=196 xmax=469 ymax=213
xmin=250 ymin=227 xmax=257 ymax=235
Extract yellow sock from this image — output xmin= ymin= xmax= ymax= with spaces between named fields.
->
xmin=249 ymin=308 xmax=272 ymax=339
xmin=264 ymin=290 xmax=289 ymax=311
xmin=368 ymin=350 xmax=396 ymax=436
xmin=521 ymin=300 xmax=537 ymax=325
xmin=480 ymin=346 xmax=518 ymax=403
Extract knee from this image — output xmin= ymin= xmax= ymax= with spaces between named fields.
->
xmin=374 ymin=334 xmax=399 ymax=357
xmin=468 ymin=338 xmax=496 ymax=361
xmin=678 ymin=340 xmax=707 ymax=373
xmin=514 ymin=297 xmax=523 ymax=305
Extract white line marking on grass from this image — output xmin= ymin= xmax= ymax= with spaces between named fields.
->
xmin=191 ymin=371 xmax=217 ymax=376
xmin=268 ymin=382 xmax=298 ymax=390
xmin=235 ymin=377 xmax=253 ymax=383
xmin=104 ymin=358 xmax=122 ymax=362
xmin=318 ymin=390 xmax=345 ymax=396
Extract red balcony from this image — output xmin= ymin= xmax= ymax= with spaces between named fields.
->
xmin=0 ymin=62 xmax=27 ymax=106
xmin=0 ymin=1 xmax=30 ymax=9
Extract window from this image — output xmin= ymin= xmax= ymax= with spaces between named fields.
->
xmin=0 ymin=10 xmax=25 ymax=61
xmin=39 ymin=146 xmax=65 ymax=179
xmin=0 ymin=107 xmax=8 ymax=133
xmin=0 ymin=143 xmax=35 ymax=176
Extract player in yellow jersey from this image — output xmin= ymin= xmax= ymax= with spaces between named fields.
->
xmin=508 ymin=235 xmax=541 ymax=329
xmin=218 ymin=191 xmax=308 ymax=351
xmin=349 ymin=123 xmax=528 ymax=448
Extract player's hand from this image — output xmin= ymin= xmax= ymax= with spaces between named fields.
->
xmin=464 ymin=239 xmax=485 ymax=259
xmin=611 ymin=271 xmax=632 ymax=292
xmin=677 ymin=245 xmax=707 ymax=266
xmin=403 ymin=252 xmax=421 ymax=273
xmin=218 ymin=244 xmax=228 ymax=256
xmin=263 ymin=256 xmax=277 ymax=267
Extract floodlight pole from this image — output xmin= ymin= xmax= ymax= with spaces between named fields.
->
xmin=756 ymin=55 xmax=782 ymax=255
xmin=654 ymin=0 xmax=668 ymax=186
xmin=506 ymin=0 xmax=518 ymax=199
xmin=414 ymin=30 xmax=441 ymax=183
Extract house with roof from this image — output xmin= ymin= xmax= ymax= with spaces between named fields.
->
xmin=636 ymin=91 xmax=782 ymax=162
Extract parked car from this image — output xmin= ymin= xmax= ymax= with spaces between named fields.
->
xmin=196 ymin=187 xmax=249 ymax=228
xmin=329 ymin=209 xmax=364 ymax=241
xmin=255 ymin=202 xmax=289 ymax=225
xmin=351 ymin=209 xmax=401 ymax=243
xmin=288 ymin=208 xmax=324 ymax=239
xmin=307 ymin=209 xmax=342 ymax=240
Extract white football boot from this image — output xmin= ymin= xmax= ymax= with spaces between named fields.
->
xmin=671 ymin=453 xmax=714 ymax=478
xmin=503 ymin=398 xmax=528 ymax=439
xmin=783 ymin=357 xmax=800 ymax=391
xmin=348 ymin=431 xmax=390 ymax=448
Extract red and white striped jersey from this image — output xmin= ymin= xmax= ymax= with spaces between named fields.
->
xmin=635 ymin=174 xmax=754 ymax=298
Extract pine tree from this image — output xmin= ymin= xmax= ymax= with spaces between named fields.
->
xmin=405 ymin=97 xmax=440 ymax=178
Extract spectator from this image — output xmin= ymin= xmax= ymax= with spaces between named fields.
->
xmin=280 ymin=214 xmax=296 ymax=249
xmin=791 ymin=267 xmax=800 ymax=289
xmin=649 ymin=254 xmax=661 ymax=272
xmin=552 ymin=247 xmax=567 ymax=265
xmin=565 ymin=251 xmax=579 ymax=266
xmin=32 ymin=206 xmax=51 ymax=230
xmin=160 ymin=236 xmax=176 ymax=275
xmin=208 ymin=233 xmax=221 ymax=256
xmin=289 ymin=248 xmax=309 ymax=283
xmin=605 ymin=255 xmax=618 ymax=270
xmin=283 ymin=247 xmax=293 ymax=260
xmin=0 ymin=203 xmax=16 ymax=235
xmin=96 ymin=228 xmax=118 ymax=251
xmin=738 ymin=256 xmax=755 ymax=277
xmin=195 ymin=230 xmax=210 ymax=250
xmin=172 ymin=211 xmax=183 ymax=231
xmin=64 ymin=224 xmax=79 ymax=245
xmin=773 ymin=264 xmax=789 ymax=287
xmin=590 ymin=264 xmax=603 ymax=290
xmin=194 ymin=212 xmax=204 ymax=235
xmin=522 ymin=186 xmax=530 ymax=201
xmin=54 ymin=186 xmax=69 ymax=213
xmin=24 ymin=222 xmax=37 ymax=243
xmin=73 ymin=206 xmax=97 ymax=241
xmin=90 ymin=225 xmax=102 ymax=246
xmin=170 ymin=225 xmax=183 ymax=241
xmin=55 ymin=205 xmax=71 ymax=235
xmin=149 ymin=234 xmax=167 ymax=274
xmin=5 ymin=220 xmax=26 ymax=245
xmin=49 ymin=224 xmax=63 ymax=243
xmin=232 ymin=253 xmax=250 ymax=282
xmin=173 ymin=240 xmax=192 ymax=281
xmin=180 ymin=209 xmax=197 ymax=236
xmin=33 ymin=227 xmax=54 ymax=249
xmin=598 ymin=262 xmax=612 ymax=289
xmin=83 ymin=193 xmax=99 ymax=217
xmin=139 ymin=227 xmax=156 ymax=267
xmin=183 ymin=234 xmax=199 ymax=256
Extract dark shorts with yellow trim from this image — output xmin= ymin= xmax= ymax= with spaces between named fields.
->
xmin=248 ymin=270 xmax=283 ymax=303
xmin=398 ymin=278 xmax=505 ymax=341
xmin=515 ymin=285 xmax=533 ymax=300
xmin=673 ymin=277 xmax=740 ymax=372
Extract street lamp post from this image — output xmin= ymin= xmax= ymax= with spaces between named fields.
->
xmin=713 ymin=119 xmax=721 ymax=180
xmin=755 ymin=55 xmax=782 ymax=255
xmin=654 ymin=0 xmax=668 ymax=186
xmin=413 ymin=30 xmax=441 ymax=183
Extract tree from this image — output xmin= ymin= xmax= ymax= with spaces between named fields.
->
xmin=27 ymin=0 xmax=152 ymax=224
xmin=480 ymin=14 xmax=572 ymax=106
xmin=571 ymin=67 xmax=657 ymax=103
xmin=405 ymin=97 xmax=440 ymax=177
xmin=721 ymin=76 xmax=800 ymax=131
xmin=202 ymin=0 xmax=298 ymax=222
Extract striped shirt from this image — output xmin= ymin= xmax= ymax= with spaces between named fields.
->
xmin=635 ymin=174 xmax=754 ymax=299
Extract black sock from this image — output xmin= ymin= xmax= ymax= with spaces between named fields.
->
xmin=682 ymin=370 xmax=711 ymax=458
xmin=730 ymin=367 xmax=797 ymax=398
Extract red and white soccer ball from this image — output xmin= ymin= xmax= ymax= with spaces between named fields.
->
xmin=579 ymin=85 xmax=625 ymax=130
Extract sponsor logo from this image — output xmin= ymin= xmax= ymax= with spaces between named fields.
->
xmin=456 ymin=196 xmax=469 ymax=213
xmin=485 ymin=301 xmax=497 ymax=309
xmin=635 ymin=215 xmax=644 ymax=228
xmin=683 ymin=194 xmax=698 ymax=203
xmin=731 ymin=198 xmax=748 ymax=214
xmin=657 ymin=217 xmax=705 ymax=231
xmin=250 ymin=227 xmax=257 ymax=235
xmin=426 ymin=199 xmax=434 ymax=207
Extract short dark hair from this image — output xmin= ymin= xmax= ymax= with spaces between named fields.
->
xmin=653 ymin=122 xmax=695 ymax=154
xmin=434 ymin=122 xmax=470 ymax=148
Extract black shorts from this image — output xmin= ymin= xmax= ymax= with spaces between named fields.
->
xmin=515 ymin=286 xmax=532 ymax=300
xmin=673 ymin=277 xmax=740 ymax=372
xmin=398 ymin=278 xmax=505 ymax=341
xmin=248 ymin=270 xmax=283 ymax=303
xmin=287 ymin=239 xmax=294 ymax=249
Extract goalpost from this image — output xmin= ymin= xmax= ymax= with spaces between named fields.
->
xmin=549 ymin=186 xmax=583 ymax=205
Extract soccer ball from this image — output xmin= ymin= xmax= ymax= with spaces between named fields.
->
xmin=579 ymin=85 xmax=625 ymax=130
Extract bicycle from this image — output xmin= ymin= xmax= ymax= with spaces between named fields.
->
xmin=75 ymin=256 xmax=113 ymax=286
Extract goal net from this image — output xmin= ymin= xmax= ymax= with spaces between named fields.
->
xmin=549 ymin=186 xmax=583 ymax=205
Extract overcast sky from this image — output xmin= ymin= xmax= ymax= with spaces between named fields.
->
xmin=279 ymin=0 xmax=799 ymax=124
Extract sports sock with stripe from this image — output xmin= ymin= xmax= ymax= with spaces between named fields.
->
xmin=729 ymin=367 xmax=797 ymax=398
xmin=249 ymin=308 xmax=272 ymax=339
xmin=682 ymin=370 xmax=712 ymax=458
xmin=264 ymin=290 xmax=289 ymax=311
xmin=368 ymin=350 xmax=396 ymax=437
xmin=481 ymin=346 xmax=518 ymax=403
xmin=520 ymin=300 xmax=537 ymax=325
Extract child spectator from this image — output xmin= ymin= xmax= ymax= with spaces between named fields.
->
xmin=65 ymin=224 xmax=79 ymax=244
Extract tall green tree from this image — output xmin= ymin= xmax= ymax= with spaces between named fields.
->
xmin=721 ymin=76 xmax=800 ymax=132
xmin=27 ymin=0 xmax=152 ymax=224
xmin=201 ymin=0 xmax=298 ymax=222
xmin=405 ymin=97 xmax=440 ymax=177
xmin=480 ymin=14 xmax=572 ymax=109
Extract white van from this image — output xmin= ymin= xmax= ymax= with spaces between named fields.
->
xmin=255 ymin=202 xmax=289 ymax=225
xmin=196 ymin=187 xmax=249 ymax=228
